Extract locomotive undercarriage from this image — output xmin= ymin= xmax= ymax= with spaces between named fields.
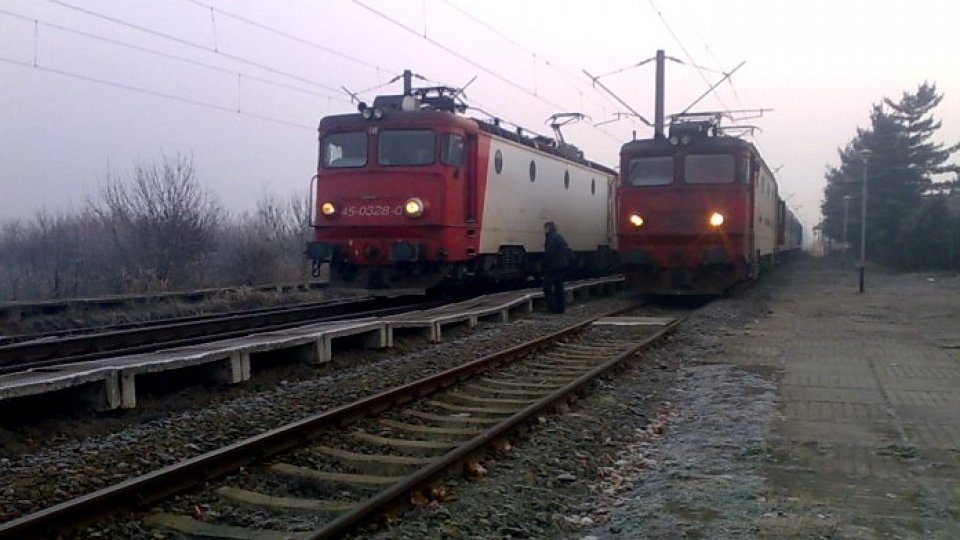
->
xmin=316 ymin=243 xmax=615 ymax=293
xmin=622 ymin=242 xmax=750 ymax=296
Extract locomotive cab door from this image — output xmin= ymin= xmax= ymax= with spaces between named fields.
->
xmin=464 ymin=133 xmax=478 ymax=223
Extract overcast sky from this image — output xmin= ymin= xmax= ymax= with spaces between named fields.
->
xmin=2 ymin=0 xmax=958 ymax=234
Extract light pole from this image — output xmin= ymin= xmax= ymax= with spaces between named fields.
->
xmin=857 ymin=148 xmax=874 ymax=293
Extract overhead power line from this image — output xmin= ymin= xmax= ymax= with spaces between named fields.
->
xmin=0 ymin=56 xmax=315 ymax=131
xmin=647 ymin=0 xmax=730 ymax=112
xmin=352 ymin=0 xmax=623 ymax=144
xmin=183 ymin=0 xmax=396 ymax=75
xmin=0 ymin=8 xmax=349 ymax=104
xmin=439 ymin=0 xmax=623 ymax=119
xmin=352 ymin=0 xmax=565 ymax=111
xmin=46 ymin=0 xmax=344 ymax=94
xmin=675 ymin=1 xmax=747 ymax=110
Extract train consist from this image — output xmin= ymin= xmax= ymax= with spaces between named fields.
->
xmin=617 ymin=113 xmax=803 ymax=294
xmin=305 ymin=81 xmax=802 ymax=295
xmin=305 ymin=85 xmax=617 ymax=291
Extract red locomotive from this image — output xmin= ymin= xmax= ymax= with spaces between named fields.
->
xmin=617 ymin=113 xmax=802 ymax=295
xmin=306 ymin=82 xmax=617 ymax=292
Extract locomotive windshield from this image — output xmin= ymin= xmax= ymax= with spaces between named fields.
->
xmin=684 ymin=154 xmax=735 ymax=183
xmin=322 ymin=131 xmax=367 ymax=168
xmin=627 ymin=156 xmax=674 ymax=186
xmin=378 ymin=129 xmax=436 ymax=166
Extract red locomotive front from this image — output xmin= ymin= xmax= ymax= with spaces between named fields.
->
xmin=618 ymin=114 xmax=776 ymax=295
xmin=306 ymin=90 xmax=484 ymax=291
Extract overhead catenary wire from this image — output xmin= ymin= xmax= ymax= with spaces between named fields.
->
xmin=675 ymin=0 xmax=747 ymax=110
xmin=352 ymin=0 xmax=565 ymax=112
xmin=647 ymin=0 xmax=731 ymax=112
xmin=0 ymin=8 xmax=350 ymax=104
xmin=352 ymin=0 xmax=624 ymax=145
xmin=183 ymin=0 xmax=396 ymax=75
xmin=46 ymin=0 xmax=348 ymax=94
xmin=439 ymin=0 xmax=625 ymax=120
xmin=0 ymin=55 xmax=316 ymax=131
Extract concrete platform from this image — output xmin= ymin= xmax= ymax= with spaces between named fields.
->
xmin=0 ymin=318 xmax=385 ymax=410
xmin=722 ymin=256 xmax=960 ymax=537
xmin=383 ymin=276 xmax=625 ymax=344
xmin=0 ymin=277 xmax=623 ymax=412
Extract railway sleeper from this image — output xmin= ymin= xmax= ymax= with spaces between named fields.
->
xmin=316 ymin=445 xmax=434 ymax=477
xmin=268 ymin=463 xmax=403 ymax=490
xmin=442 ymin=392 xmax=538 ymax=407
xmin=460 ymin=382 xmax=554 ymax=398
xmin=351 ymin=431 xmax=460 ymax=456
xmin=400 ymin=409 xmax=502 ymax=425
xmin=378 ymin=419 xmax=483 ymax=440
xmin=145 ymin=512 xmax=312 ymax=540
xmin=423 ymin=399 xmax=520 ymax=416
xmin=215 ymin=485 xmax=357 ymax=514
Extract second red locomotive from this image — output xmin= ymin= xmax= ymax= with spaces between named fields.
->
xmin=617 ymin=113 xmax=802 ymax=295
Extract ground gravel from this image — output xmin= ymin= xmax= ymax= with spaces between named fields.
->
xmin=362 ymin=282 xmax=780 ymax=539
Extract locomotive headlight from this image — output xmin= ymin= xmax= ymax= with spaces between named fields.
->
xmin=628 ymin=214 xmax=645 ymax=227
xmin=403 ymin=197 xmax=424 ymax=218
xmin=361 ymin=108 xmax=373 ymax=120
xmin=708 ymin=211 xmax=725 ymax=227
xmin=373 ymin=107 xmax=385 ymax=120
xmin=320 ymin=201 xmax=337 ymax=216
xmin=669 ymin=136 xmax=680 ymax=146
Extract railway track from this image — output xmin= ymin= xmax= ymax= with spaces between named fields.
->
xmin=0 ymin=281 xmax=330 ymax=325
xmin=0 ymin=305 xmax=680 ymax=539
xmin=0 ymin=296 xmax=439 ymax=375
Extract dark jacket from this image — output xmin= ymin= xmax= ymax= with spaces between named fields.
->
xmin=544 ymin=230 xmax=570 ymax=271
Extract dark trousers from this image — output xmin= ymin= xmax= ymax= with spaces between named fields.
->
xmin=542 ymin=271 xmax=565 ymax=313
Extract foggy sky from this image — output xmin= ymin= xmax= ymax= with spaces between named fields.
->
xmin=2 ymin=0 xmax=959 ymax=236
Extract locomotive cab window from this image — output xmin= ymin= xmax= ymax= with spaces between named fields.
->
xmin=739 ymin=157 xmax=752 ymax=183
xmin=684 ymin=154 xmax=735 ymax=183
xmin=626 ymin=156 xmax=673 ymax=186
xmin=441 ymin=133 xmax=465 ymax=166
xmin=378 ymin=129 xmax=435 ymax=166
xmin=322 ymin=131 xmax=368 ymax=168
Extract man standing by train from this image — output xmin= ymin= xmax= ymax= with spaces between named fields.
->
xmin=542 ymin=221 xmax=570 ymax=314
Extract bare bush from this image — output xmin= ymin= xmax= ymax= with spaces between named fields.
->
xmin=215 ymin=191 xmax=312 ymax=285
xmin=93 ymin=153 xmax=224 ymax=292
xmin=0 ymin=155 xmax=315 ymax=302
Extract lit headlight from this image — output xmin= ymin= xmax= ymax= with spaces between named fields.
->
xmin=320 ymin=201 xmax=336 ymax=216
xmin=361 ymin=108 xmax=373 ymax=120
xmin=628 ymin=214 xmax=644 ymax=227
xmin=709 ymin=211 xmax=725 ymax=227
xmin=373 ymin=107 xmax=384 ymax=120
xmin=669 ymin=136 xmax=679 ymax=146
xmin=403 ymin=197 xmax=424 ymax=218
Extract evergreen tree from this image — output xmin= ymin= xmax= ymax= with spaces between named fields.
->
xmin=821 ymin=82 xmax=959 ymax=268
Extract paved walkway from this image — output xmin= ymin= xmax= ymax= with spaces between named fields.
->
xmin=726 ymin=256 xmax=960 ymax=538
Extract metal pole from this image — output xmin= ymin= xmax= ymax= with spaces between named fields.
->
xmin=859 ymin=161 xmax=868 ymax=293
xmin=654 ymin=49 xmax=665 ymax=139
xmin=842 ymin=196 xmax=849 ymax=261
xmin=403 ymin=69 xmax=412 ymax=95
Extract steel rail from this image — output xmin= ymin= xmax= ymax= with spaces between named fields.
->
xmin=0 ymin=296 xmax=430 ymax=373
xmin=0 ymin=281 xmax=329 ymax=322
xmin=1 ymin=297 xmax=362 ymax=345
xmin=0 ymin=306 xmax=643 ymax=539
xmin=309 ymin=316 xmax=682 ymax=539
